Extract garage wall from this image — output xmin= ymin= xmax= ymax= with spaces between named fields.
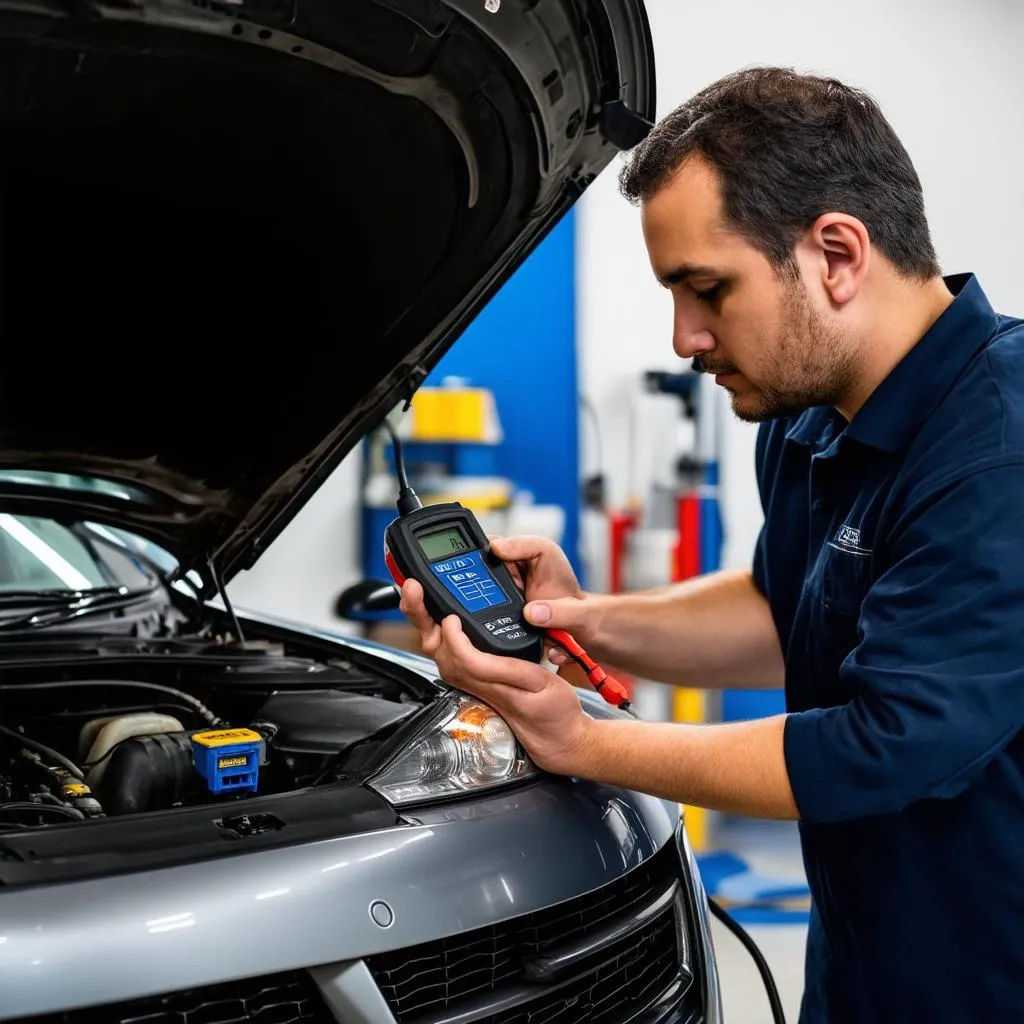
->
xmin=576 ymin=0 xmax=1024 ymax=575
xmin=228 ymin=453 xmax=362 ymax=633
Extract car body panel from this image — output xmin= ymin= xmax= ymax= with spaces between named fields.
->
xmin=0 ymin=777 xmax=678 ymax=1019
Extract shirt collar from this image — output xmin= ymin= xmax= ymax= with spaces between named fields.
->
xmin=784 ymin=405 xmax=840 ymax=448
xmin=785 ymin=273 xmax=999 ymax=453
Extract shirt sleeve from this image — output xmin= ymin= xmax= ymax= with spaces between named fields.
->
xmin=784 ymin=458 xmax=1024 ymax=823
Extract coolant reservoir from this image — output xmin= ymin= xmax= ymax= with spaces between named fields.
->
xmin=82 ymin=712 xmax=185 ymax=788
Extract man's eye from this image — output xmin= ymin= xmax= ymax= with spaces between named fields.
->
xmin=694 ymin=283 xmax=723 ymax=304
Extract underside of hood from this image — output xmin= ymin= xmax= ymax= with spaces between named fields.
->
xmin=0 ymin=0 xmax=654 ymax=590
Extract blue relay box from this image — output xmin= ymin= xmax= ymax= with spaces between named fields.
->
xmin=191 ymin=728 xmax=263 ymax=794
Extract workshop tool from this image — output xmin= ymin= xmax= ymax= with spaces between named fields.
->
xmin=380 ymin=419 xmax=632 ymax=712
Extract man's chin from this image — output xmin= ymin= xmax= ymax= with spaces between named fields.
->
xmin=727 ymin=386 xmax=783 ymax=424
xmin=729 ymin=389 xmax=813 ymax=424
xmin=730 ymin=397 xmax=773 ymax=424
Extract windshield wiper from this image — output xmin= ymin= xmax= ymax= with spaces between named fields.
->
xmin=0 ymin=587 xmax=129 ymax=605
xmin=0 ymin=586 xmax=159 ymax=632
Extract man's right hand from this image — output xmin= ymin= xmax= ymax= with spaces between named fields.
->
xmin=486 ymin=547 xmax=784 ymax=689
xmin=486 ymin=534 xmax=594 ymax=667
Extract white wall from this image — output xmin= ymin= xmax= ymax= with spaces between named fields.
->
xmin=228 ymin=454 xmax=363 ymax=632
xmin=577 ymin=0 xmax=1024 ymax=573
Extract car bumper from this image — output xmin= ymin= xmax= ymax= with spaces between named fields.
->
xmin=0 ymin=776 xmax=721 ymax=1022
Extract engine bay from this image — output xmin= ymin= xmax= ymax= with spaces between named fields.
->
xmin=0 ymin=630 xmax=433 ymax=832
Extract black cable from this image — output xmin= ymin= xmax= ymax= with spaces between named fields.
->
xmin=0 ymin=722 xmax=85 ymax=779
xmin=382 ymin=418 xmax=422 ymax=516
xmin=28 ymin=793 xmax=86 ymax=820
xmin=708 ymin=897 xmax=788 ymax=1024
xmin=81 ymin=734 xmax=145 ymax=771
xmin=0 ymin=680 xmax=222 ymax=727
xmin=0 ymin=801 xmax=85 ymax=821
xmin=381 ymin=418 xmax=410 ymax=491
xmin=77 ymin=701 xmax=202 ymax=729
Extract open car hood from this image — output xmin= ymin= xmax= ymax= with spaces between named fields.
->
xmin=0 ymin=0 xmax=654 ymax=591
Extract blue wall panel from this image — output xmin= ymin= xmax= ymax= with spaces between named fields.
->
xmin=425 ymin=211 xmax=581 ymax=575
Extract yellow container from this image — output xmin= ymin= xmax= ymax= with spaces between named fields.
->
xmin=673 ymin=687 xmax=709 ymax=851
xmin=410 ymin=387 xmax=501 ymax=443
xmin=424 ymin=489 xmax=511 ymax=511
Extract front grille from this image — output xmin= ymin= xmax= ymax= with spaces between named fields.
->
xmin=490 ymin=903 xmax=680 ymax=1024
xmin=21 ymin=970 xmax=333 ymax=1024
xmin=368 ymin=840 xmax=688 ymax=1024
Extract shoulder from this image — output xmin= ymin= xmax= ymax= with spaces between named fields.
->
xmin=898 ymin=315 xmax=1024 ymax=509
xmin=934 ymin=314 xmax=1024 ymax=452
xmin=978 ymin=314 xmax=1024 ymax=420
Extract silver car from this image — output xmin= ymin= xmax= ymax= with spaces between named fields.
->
xmin=0 ymin=1 xmax=723 ymax=1022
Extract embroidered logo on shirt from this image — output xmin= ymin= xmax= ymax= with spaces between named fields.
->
xmin=829 ymin=524 xmax=872 ymax=556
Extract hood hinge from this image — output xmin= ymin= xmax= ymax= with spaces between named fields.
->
xmin=401 ymin=364 xmax=429 ymax=411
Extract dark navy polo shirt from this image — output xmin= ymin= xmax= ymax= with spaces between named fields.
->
xmin=752 ymin=274 xmax=1024 ymax=1023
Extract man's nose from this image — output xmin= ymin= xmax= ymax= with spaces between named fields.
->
xmin=673 ymin=318 xmax=716 ymax=359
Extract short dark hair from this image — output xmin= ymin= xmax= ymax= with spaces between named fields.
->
xmin=619 ymin=66 xmax=940 ymax=280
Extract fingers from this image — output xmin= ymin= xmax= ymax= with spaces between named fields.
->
xmin=487 ymin=535 xmax=529 ymax=591
xmin=398 ymin=578 xmax=428 ymax=628
xmin=438 ymin=616 xmax=550 ymax=694
xmin=400 ymin=580 xmax=554 ymax=698
xmin=524 ymin=595 xmax=582 ymax=633
xmin=487 ymin=534 xmax=550 ymax=564
xmin=398 ymin=579 xmax=441 ymax=655
xmin=544 ymin=643 xmax=569 ymax=667
xmin=543 ymin=639 xmax=568 ymax=665
xmin=556 ymin=659 xmax=592 ymax=689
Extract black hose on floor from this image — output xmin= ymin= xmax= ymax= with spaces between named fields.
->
xmin=708 ymin=896 xmax=788 ymax=1024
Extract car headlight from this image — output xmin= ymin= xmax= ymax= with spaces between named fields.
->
xmin=366 ymin=692 xmax=536 ymax=806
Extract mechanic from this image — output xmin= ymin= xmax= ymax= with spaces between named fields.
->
xmin=399 ymin=67 xmax=1024 ymax=1022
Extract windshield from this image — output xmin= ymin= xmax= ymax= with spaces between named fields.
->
xmin=0 ymin=470 xmax=156 ymax=504
xmin=0 ymin=515 xmax=173 ymax=593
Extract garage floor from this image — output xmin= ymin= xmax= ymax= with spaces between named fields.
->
xmin=712 ymin=914 xmax=807 ymax=1022
xmin=701 ymin=818 xmax=808 ymax=1022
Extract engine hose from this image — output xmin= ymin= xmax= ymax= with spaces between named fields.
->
xmin=0 ymin=722 xmax=84 ymax=779
xmin=0 ymin=680 xmax=224 ymax=727
xmin=708 ymin=896 xmax=788 ymax=1024
xmin=0 ymin=801 xmax=85 ymax=821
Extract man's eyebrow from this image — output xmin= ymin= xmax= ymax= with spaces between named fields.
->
xmin=656 ymin=263 xmax=720 ymax=288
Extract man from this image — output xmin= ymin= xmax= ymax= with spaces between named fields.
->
xmin=399 ymin=67 xmax=1024 ymax=1022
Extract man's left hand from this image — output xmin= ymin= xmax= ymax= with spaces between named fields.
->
xmin=399 ymin=578 xmax=592 ymax=775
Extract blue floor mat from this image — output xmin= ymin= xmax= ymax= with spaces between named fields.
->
xmin=696 ymin=850 xmax=810 ymax=926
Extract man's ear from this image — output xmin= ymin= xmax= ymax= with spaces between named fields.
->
xmin=803 ymin=213 xmax=870 ymax=307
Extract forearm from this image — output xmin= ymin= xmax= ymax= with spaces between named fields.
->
xmin=582 ymin=567 xmax=785 ymax=689
xmin=569 ymin=713 xmax=798 ymax=819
